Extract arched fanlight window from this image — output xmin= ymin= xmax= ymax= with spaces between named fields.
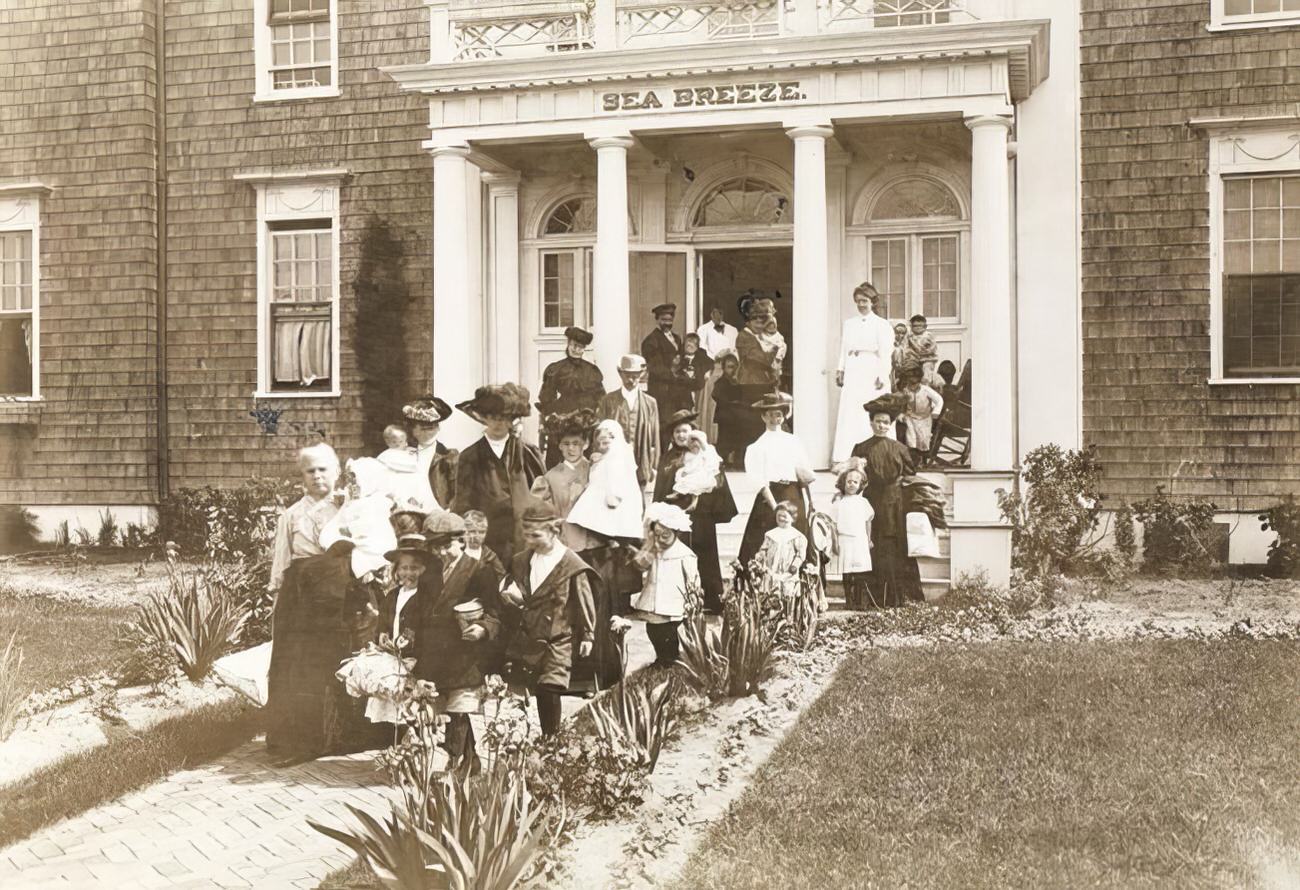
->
xmin=692 ymin=176 xmax=790 ymax=227
xmin=870 ymin=177 xmax=961 ymax=221
xmin=543 ymin=196 xmax=596 ymax=235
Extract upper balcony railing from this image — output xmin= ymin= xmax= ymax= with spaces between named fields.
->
xmin=428 ymin=0 xmax=1009 ymax=64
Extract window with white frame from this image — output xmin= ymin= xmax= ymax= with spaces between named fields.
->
xmin=539 ymin=248 xmax=592 ymax=331
xmin=0 ymin=195 xmax=39 ymax=399
xmin=254 ymin=0 xmax=338 ymax=101
xmin=867 ymin=234 xmax=961 ymax=323
xmin=1211 ymin=0 xmax=1300 ymax=29
xmin=1220 ymin=173 xmax=1300 ymax=378
xmin=243 ymin=174 xmax=343 ymax=396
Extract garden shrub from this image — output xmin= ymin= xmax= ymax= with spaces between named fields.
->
xmin=1261 ymin=495 xmax=1300 ymax=579
xmin=113 ymin=623 xmax=178 ymax=690
xmin=1131 ymin=486 xmax=1219 ymax=572
xmin=721 ymin=565 xmax=784 ymax=697
xmin=95 ymin=508 xmax=120 ymax=549
xmin=996 ymin=444 xmax=1105 ymax=578
xmin=588 ymin=673 xmax=681 ymax=771
xmin=1114 ymin=502 xmax=1136 ymax=562
xmin=133 ymin=561 xmax=250 ymax=682
xmin=0 ymin=505 xmax=40 ymax=554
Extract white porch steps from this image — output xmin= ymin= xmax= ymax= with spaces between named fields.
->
xmin=713 ymin=469 xmax=953 ymax=601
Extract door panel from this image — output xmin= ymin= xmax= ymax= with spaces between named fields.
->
xmin=629 ymin=252 xmax=688 ymax=351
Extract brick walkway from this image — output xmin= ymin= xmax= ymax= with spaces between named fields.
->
xmin=0 ymin=632 xmax=655 ymax=889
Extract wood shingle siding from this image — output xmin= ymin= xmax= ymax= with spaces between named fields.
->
xmin=1080 ymin=0 xmax=1300 ymax=510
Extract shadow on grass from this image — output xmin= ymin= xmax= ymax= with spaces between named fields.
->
xmin=0 ymin=698 xmax=261 ymax=849
xmin=671 ymin=639 xmax=1300 ymax=890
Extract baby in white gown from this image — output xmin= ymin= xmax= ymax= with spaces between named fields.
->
xmin=673 ymin=430 xmax=722 ymax=499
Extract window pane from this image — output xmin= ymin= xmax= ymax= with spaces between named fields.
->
xmin=1224 ymin=178 xmax=1250 ymax=209
xmin=1253 ymin=177 xmax=1281 ymax=207
xmin=541 ymin=252 xmax=575 ymax=329
xmin=1224 ymin=209 xmax=1250 ymax=240
xmin=1255 ymin=241 xmax=1280 ymax=273
xmin=1254 ymin=208 xmax=1280 ymax=238
xmin=0 ymin=316 xmax=33 ymax=396
xmin=1223 ymin=274 xmax=1300 ymax=376
xmin=921 ymin=235 xmax=959 ymax=320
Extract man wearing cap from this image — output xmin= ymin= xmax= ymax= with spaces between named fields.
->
xmin=640 ymin=303 xmax=682 ymax=421
xmin=597 ymin=354 xmax=660 ymax=487
xmin=403 ymin=395 xmax=457 ymax=511
xmin=419 ymin=512 xmax=500 ymax=771
xmin=451 ymin=384 xmax=546 ymax=566
xmin=537 ymin=326 xmax=604 ymax=468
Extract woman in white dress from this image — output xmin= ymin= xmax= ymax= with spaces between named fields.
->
xmin=567 ymin=419 xmax=645 ymax=539
xmin=832 ymin=282 xmax=896 ymax=463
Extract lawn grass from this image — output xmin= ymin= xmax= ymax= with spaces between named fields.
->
xmin=674 ymin=640 xmax=1300 ymax=890
xmin=0 ymin=593 xmax=134 ymax=693
xmin=0 ymin=698 xmax=260 ymax=848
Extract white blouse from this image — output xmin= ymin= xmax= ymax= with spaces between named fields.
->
xmin=744 ymin=429 xmax=814 ymax=485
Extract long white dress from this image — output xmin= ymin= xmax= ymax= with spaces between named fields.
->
xmin=832 ymin=311 xmax=896 ymax=462
xmin=832 ymin=494 xmax=875 ymax=574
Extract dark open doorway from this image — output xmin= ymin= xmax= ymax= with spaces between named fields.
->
xmin=698 ymin=246 xmax=794 ymax=391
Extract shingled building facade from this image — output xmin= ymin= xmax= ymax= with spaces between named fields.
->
xmin=1081 ymin=0 xmax=1300 ymax=558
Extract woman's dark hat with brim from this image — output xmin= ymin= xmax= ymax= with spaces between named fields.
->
xmin=564 ymin=326 xmax=593 ymax=347
xmin=384 ymin=533 xmax=434 ymax=565
xmin=863 ymin=394 xmax=907 ymax=420
xmin=751 ymin=391 xmax=793 ymax=413
xmin=456 ymin=383 xmax=532 ymax=422
xmin=662 ymin=408 xmax=699 ymax=431
xmin=543 ymin=407 xmax=598 ymax=441
xmin=403 ymin=395 xmax=453 ymax=424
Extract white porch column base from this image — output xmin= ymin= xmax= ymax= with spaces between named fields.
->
xmin=432 ymin=143 xmax=483 ymax=449
xmin=787 ymin=124 xmax=834 ymax=466
xmin=947 ymin=471 xmax=1016 ymax=590
xmin=590 ymin=134 xmax=635 ymax=390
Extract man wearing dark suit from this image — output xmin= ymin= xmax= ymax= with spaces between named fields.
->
xmin=450 ymin=384 xmax=546 ymax=566
xmin=640 ymin=303 xmax=683 ymax=420
xmin=597 ymin=353 xmax=660 ymax=487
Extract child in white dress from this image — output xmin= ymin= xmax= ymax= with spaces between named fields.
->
xmin=673 ymin=430 xmax=722 ymax=503
xmin=831 ymin=465 xmax=875 ymax=610
xmin=755 ymin=500 xmax=808 ymax=599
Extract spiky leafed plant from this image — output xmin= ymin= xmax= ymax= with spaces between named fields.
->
xmin=0 ymin=631 xmax=25 ymax=742
xmin=133 ymin=562 xmax=249 ymax=682
xmin=678 ymin=613 xmax=729 ymax=700
xmin=588 ymin=675 xmax=680 ymax=771
xmin=309 ymin=804 xmax=438 ymax=890
xmin=723 ymin=564 xmax=783 ymax=698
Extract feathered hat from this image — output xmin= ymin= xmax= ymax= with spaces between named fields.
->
xmin=543 ymin=407 xmax=598 ymax=441
xmin=403 ymin=395 xmax=453 ymax=424
xmin=456 ymin=383 xmax=533 ymax=422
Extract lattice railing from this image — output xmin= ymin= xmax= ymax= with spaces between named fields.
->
xmin=822 ymin=0 xmax=963 ymax=28
xmin=619 ymin=0 xmax=782 ymax=46
xmin=452 ymin=11 xmax=594 ymax=60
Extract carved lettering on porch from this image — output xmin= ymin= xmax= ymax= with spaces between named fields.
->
xmin=601 ymin=81 xmax=804 ymax=112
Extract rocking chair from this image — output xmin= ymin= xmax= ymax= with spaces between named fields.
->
xmin=927 ymin=359 xmax=971 ymax=468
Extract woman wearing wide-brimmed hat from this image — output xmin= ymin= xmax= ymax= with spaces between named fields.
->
xmin=653 ymin=409 xmax=737 ymax=613
xmin=737 ymin=392 xmax=816 ymax=568
xmin=450 ymin=383 xmax=546 ymax=565
xmin=403 ymin=394 xmax=458 ymax=512
xmin=849 ymin=395 xmax=924 ymax=606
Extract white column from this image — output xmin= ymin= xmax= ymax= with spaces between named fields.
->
xmin=432 ymin=143 xmax=482 ymax=447
xmin=484 ymin=172 xmax=521 ymax=384
xmin=590 ymin=134 xmax=635 ymax=390
xmin=787 ymin=124 xmax=835 ymax=467
xmin=965 ymin=114 xmax=1015 ymax=470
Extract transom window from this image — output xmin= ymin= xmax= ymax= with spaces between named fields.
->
xmin=693 ymin=177 xmax=789 ymax=227
xmin=1221 ymin=174 xmax=1300 ymax=378
xmin=871 ymin=177 xmax=962 ymax=220
xmin=269 ymin=222 xmax=334 ymax=391
xmin=0 ymin=230 xmax=34 ymax=397
xmin=544 ymin=197 xmax=596 ymax=235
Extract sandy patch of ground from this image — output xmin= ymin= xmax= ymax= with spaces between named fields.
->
xmin=0 ymin=551 xmax=178 ymax=609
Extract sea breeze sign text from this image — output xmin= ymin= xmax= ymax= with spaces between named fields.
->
xmin=601 ymin=82 xmax=805 ymax=112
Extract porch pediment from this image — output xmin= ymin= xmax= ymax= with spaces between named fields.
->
xmin=379 ymin=18 xmax=1050 ymax=135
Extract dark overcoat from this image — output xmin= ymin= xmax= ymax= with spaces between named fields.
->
xmin=451 ymin=435 xmax=545 ymax=565
xmin=500 ymin=548 xmax=600 ymax=692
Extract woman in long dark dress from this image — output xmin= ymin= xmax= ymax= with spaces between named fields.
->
xmin=850 ymin=397 xmax=924 ymax=607
xmin=738 ymin=393 xmax=815 ymax=567
xmin=654 ymin=409 xmax=738 ymax=613
xmin=711 ymin=353 xmax=748 ymax=469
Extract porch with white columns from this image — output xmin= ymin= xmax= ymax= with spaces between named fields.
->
xmin=589 ymin=134 xmax=635 ymax=390
xmin=431 ymin=143 xmax=485 ymax=448
xmin=787 ymin=124 xmax=835 ymax=466
xmin=948 ymin=113 xmax=1016 ymax=588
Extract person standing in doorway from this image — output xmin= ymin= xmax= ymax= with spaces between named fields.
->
xmin=537 ymin=326 xmax=604 ymax=468
xmin=735 ymin=297 xmax=785 ymax=451
xmin=641 ymin=303 xmax=684 ymax=425
xmin=696 ymin=306 xmax=738 ymax=359
xmin=674 ymin=333 xmax=714 ymax=411
xmin=451 ymin=384 xmax=546 ymax=566
xmin=832 ymin=282 xmax=895 ymax=463
xmin=597 ymin=353 xmax=661 ymax=488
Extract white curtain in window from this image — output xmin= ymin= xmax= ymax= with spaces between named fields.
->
xmin=273 ymin=318 xmax=330 ymax=385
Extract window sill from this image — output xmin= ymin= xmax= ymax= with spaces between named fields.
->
xmin=1207 ymin=377 xmax=1300 ymax=385
xmin=253 ymin=390 xmax=341 ymax=400
xmin=1207 ymin=17 xmax=1300 ymax=31
xmin=252 ymin=86 xmax=341 ymax=104
xmin=0 ymin=398 xmax=43 ymax=424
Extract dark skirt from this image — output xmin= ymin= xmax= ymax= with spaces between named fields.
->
xmin=864 ymin=533 xmax=924 ymax=607
xmin=265 ymin=557 xmax=384 ymax=758
xmin=738 ymin=481 xmax=810 ymax=568
xmin=571 ymin=542 xmax=634 ymax=694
